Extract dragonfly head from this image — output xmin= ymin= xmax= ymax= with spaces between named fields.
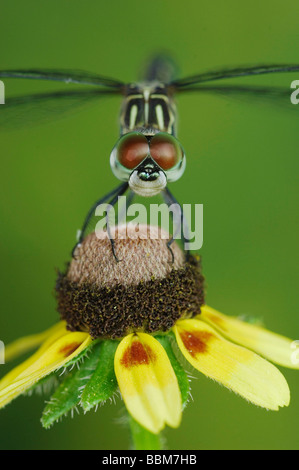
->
xmin=110 ymin=131 xmax=186 ymax=197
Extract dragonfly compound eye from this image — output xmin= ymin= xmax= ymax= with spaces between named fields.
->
xmin=115 ymin=133 xmax=149 ymax=170
xmin=110 ymin=132 xmax=150 ymax=182
xmin=150 ymin=133 xmax=184 ymax=171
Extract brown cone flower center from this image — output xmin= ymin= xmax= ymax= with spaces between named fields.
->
xmin=56 ymin=225 xmax=205 ymax=339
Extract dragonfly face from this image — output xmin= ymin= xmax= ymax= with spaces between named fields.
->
xmin=110 ymin=82 xmax=185 ymax=196
xmin=110 ymin=130 xmax=186 ymax=197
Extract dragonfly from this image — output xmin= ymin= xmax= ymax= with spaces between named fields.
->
xmin=1 ymin=56 xmax=299 ymax=261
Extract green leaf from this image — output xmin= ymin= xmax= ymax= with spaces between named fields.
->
xmin=80 ymin=339 xmax=119 ymax=411
xmin=156 ymin=334 xmax=190 ymax=409
xmin=41 ymin=341 xmax=102 ymax=428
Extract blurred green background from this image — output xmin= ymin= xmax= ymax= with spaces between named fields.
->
xmin=0 ymin=0 xmax=298 ymax=450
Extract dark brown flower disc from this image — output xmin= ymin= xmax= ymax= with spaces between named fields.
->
xmin=56 ymin=225 xmax=205 ymax=339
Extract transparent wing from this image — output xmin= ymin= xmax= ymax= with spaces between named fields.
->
xmin=182 ymin=85 xmax=292 ymax=98
xmin=179 ymin=84 xmax=294 ymax=107
xmin=0 ymin=69 xmax=124 ymax=88
xmin=0 ymin=88 xmax=119 ymax=129
xmin=170 ymin=64 xmax=299 ymax=89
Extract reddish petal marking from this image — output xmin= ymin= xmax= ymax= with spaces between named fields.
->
xmin=121 ymin=340 xmax=156 ymax=368
xmin=180 ymin=330 xmax=214 ymax=357
xmin=59 ymin=342 xmax=81 ymax=357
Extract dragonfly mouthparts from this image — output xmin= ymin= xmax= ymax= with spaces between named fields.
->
xmin=136 ymin=156 xmax=162 ymax=182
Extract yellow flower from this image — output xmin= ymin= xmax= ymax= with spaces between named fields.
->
xmin=0 ymin=225 xmax=298 ymax=436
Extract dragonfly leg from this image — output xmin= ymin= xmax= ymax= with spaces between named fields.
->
xmin=102 ymin=184 xmax=130 ymax=262
xmin=104 ymin=212 xmax=119 ymax=262
xmin=162 ymin=188 xmax=191 ymax=262
xmin=71 ymin=182 xmax=128 ymax=260
xmin=166 ymin=239 xmax=175 ymax=264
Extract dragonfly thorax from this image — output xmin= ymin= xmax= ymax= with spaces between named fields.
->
xmin=120 ymin=82 xmax=176 ymax=136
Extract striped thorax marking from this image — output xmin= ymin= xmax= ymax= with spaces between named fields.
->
xmin=120 ymin=82 xmax=176 ymax=135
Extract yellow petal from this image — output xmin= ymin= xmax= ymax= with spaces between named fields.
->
xmin=4 ymin=321 xmax=67 ymax=362
xmin=201 ymin=305 xmax=299 ymax=369
xmin=0 ymin=322 xmax=70 ymax=390
xmin=0 ymin=331 xmax=91 ymax=409
xmin=114 ymin=333 xmax=182 ymax=434
xmin=174 ymin=319 xmax=290 ymax=410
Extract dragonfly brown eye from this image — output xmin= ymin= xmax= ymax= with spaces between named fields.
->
xmin=116 ymin=133 xmax=149 ymax=170
xmin=149 ymin=133 xmax=183 ymax=170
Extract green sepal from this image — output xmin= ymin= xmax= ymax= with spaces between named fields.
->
xmin=80 ymin=339 xmax=119 ymax=412
xmin=156 ymin=333 xmax=190 ymax=409
xmin=27 ymin=371 xmax=59 ymax=396
xmin=41 ymin=341 xmax=102 ymax=428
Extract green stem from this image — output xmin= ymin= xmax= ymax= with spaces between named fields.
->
xmin=128 ymin=415 xmax=164 ymax=450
